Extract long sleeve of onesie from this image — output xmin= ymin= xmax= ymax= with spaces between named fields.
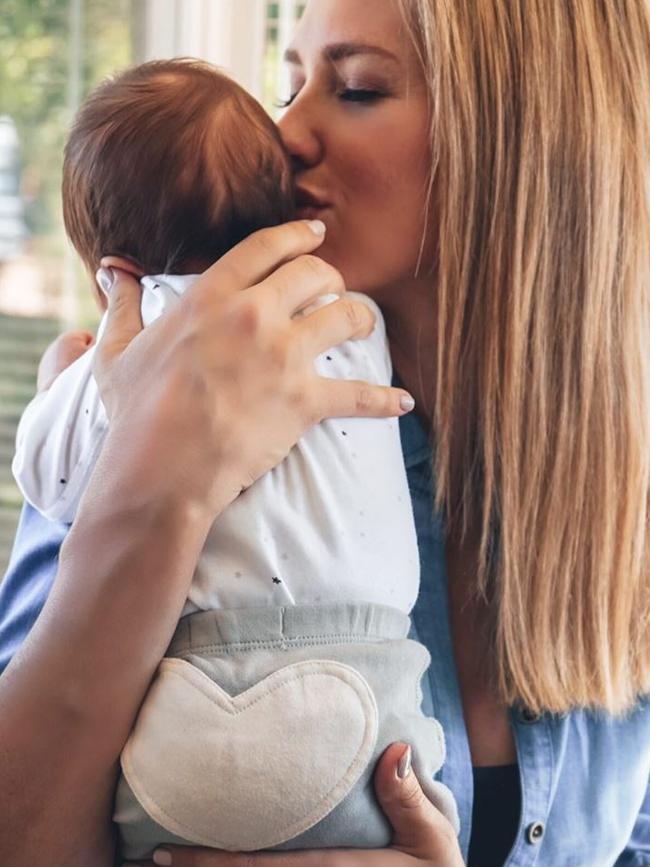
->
xmin=10 ymin=276 xmax=195 ymax=525
xmin=11 ymin=320 xmax=109 ymax=525
xmin=10 ymin=276 xmax=182 ymax=525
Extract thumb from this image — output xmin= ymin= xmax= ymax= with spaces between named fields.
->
xmin=95 ymin=266 xmax=144 ymax=356
xmin=374 ymin=743 xmax=463 ymax=864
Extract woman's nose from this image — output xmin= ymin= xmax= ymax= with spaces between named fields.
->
xmin=278 ymin=103 xmax=324 ymax=171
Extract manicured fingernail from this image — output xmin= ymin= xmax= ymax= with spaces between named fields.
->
xmin=400 ymin=394 xmax=416 ymax=413
xmin=153 ymin=849 xmax=173 ymax=866
xmin=96 ymin=267 xmax=115 ymax=296
xmin=306 ymin=219 xmax=326 ymax=236
xmin=397 ymin=745 xmax=412 ymax=779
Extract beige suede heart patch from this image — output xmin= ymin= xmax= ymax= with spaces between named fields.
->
xmin=120 ymin=658 xmax=379 ymax=851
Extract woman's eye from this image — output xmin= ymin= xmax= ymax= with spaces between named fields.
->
xmin=274 ymin=94 xmax=298 ymax=109
xmin=274 ymin=88 xmax=384 ymax=109
xmin=339 ymin=88 xmax=383 ymax=103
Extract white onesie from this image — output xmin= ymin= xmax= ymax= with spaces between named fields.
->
xmin=12 ymin=275 xmax=420 ymax=616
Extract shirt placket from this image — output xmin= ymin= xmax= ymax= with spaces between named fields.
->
xmin=506 ymin=710 xmax=555 ymax=866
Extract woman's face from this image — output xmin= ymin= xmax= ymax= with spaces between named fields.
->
xmin=278 ymin=0 xmax=432 ymax=297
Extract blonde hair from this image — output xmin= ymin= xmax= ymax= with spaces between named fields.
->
xmin=398 ymin=0 xmax=650 ymax=714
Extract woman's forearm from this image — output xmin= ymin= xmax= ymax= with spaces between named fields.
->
xmin=0 ymin=436 xmax=216 ymax=867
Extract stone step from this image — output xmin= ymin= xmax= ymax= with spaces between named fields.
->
xmin=0 ymin=455 xmax=17 ymax=478
xmin=0 ymin=506 xmax=20 ymax=525
xmin=1 ymin=354 xmax=40 ymax=370
xmin=0 ymin=378 xmax=39 ymax=401
xmin=0 ymin=516 xmax=20 ymax=574
xmin=0 ymin=342 xmax=55 ymax=365
xmin=0 ymin=471 xmax=21 ymax=496
xmin=0 ymin=440 xmax=16 ymax=458
xmin=0 ymin=507 xmax=20 ymax=531
xmin=0 ymin=527 xmax=18 ymax=542
xmin=0 ymin=437 xmax=18 ymax=454
xmin=0 ymin=314 xmax=63 ymax=576
xmin=0 ymin=312 xmax=62 ymax=334
xmin=0 ymin=394 xmax=33 ymax=415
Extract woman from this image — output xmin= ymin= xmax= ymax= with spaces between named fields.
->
xmin=1 ymin=1 xmax=649 ymax=865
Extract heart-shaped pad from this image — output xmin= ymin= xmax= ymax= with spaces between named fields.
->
xmin=121 ymin=657 xmax=379 ymax=851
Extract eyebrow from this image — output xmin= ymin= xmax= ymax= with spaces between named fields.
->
xmin=283 ymin=42 xmax=399 ymax=66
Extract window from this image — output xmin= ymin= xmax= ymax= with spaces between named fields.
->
xmin=263 ymin=1 xmax=306 ymax=111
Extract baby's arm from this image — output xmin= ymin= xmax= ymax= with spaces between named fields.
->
xmin=13 ymin=326 xmax=109 ymax=524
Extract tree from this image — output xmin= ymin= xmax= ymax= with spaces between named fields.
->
xmin=0 ymin=0 xmax=133 ymax=235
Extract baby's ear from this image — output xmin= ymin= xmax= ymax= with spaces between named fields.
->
xmin=92 ymin=258 xmax=145 ymax=312
xmin=100 ymin=256 xmax=146 ymax=279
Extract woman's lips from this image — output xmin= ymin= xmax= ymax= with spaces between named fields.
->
xmin=295 ymin=187 xmax=331 ymax=222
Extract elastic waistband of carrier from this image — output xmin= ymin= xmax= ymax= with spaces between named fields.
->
xmin=168 ymin=602 xmax=411 ymax=655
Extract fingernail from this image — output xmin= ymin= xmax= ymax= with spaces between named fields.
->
xmin=306 ymin=219 xmax=326 ymax=236
xmin=400 ymin=394 xmax=416 ymax=413
xmin=153 ymin=849 xmax=173 ymax=866
xmin=397 ymin=745 xmax=412 ymax=779
xmin=96 ymin=267 xmax=115 ymax=297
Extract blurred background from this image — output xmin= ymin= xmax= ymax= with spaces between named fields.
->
xmin=0 ymin=0 xmax=305 ymax=573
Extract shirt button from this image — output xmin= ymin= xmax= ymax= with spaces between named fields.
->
xmin=526 ymin=821 xmax=545 ymax=845
xmin=520 ymin=707 xmax=542 ymax=724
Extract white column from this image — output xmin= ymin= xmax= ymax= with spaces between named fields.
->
xmin=278 ymin=0 xmax=298 ymax=56
xmin=140 ymin=0 xmax=177 ymax=58
xmin=137 ymin=0 xmax=267 ymax=97
xmin=277 ymin=0 xmax=298 ymax=96
xmin=227 ymin=0 xmax=267 ymax=98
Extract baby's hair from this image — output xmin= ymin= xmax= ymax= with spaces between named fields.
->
xmin=62 ymin=58 xmax=294 ymax=277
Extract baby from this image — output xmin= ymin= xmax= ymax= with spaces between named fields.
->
xmin=12 ymin=59 xmax=458 ymax=858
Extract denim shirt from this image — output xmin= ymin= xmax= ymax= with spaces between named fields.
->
xmin=1 ymin=409 xmax=649 ymax=866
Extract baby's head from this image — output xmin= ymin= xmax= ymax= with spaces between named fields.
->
xmin=62 ymin=58 xmax=294 ymax=309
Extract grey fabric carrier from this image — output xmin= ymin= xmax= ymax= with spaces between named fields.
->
xmin=114 ymin=602 xmax=459 ymax=860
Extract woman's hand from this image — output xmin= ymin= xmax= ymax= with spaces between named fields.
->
xmin=94 ymin=220 xmax=415 ymax=520
xmin=36 ymin=329 xmax=95 ymax=391
xmin=126 ymin=744 xmax=464 ymax=867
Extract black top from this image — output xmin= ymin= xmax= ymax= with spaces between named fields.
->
xmin=467 ymin=764 xmax=521 ymax=867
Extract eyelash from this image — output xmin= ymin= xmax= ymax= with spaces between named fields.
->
xmin=339 ymin=88 xmax=383 ymax=103
xmin=274 ymin=88 xmax=384 ymax=109
xmin=274 ymin=95 xmax=297 ymax=109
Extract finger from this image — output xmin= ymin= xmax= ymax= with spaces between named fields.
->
xmin=255 ymin=254 xmax=345 ymax=317
xmin=187 ymin=220 xmax=327 ymax=304
xmin=315 ymin=378 xmax=416 ymax=422
xmin=140 ymin=844 xmax=409 ymax=866
xmin=296 ymin=296 xmax=376 ymax=356
xmin=94 ymin=266 xmax=144 ymax=358
xmin=374 ymin=744 xmax=460 ymax=861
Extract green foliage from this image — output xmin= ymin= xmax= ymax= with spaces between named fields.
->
xmin=0 ymin=0 xmax=133 ymax=236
